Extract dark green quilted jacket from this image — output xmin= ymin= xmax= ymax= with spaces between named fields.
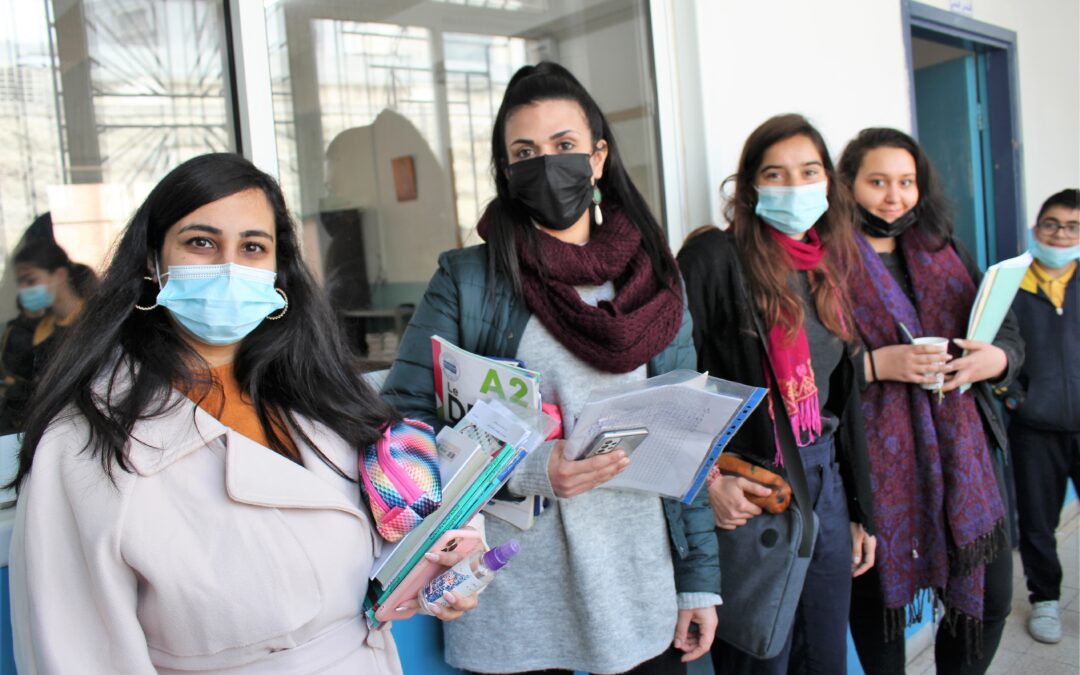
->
xmin=382 ymin=244 xmax=721 ymax=596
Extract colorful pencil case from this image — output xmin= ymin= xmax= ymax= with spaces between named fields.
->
xmin=360 ymin=419 xmax=443 ymax=542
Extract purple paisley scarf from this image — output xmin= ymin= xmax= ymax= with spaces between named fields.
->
xmin=850 ymin=230 xmax=1006 ymax=647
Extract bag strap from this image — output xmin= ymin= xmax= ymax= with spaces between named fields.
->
xmin=734 ymin=255 xmax=816 ymax=558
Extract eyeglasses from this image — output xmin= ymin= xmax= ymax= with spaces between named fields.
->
xmin=1035 ymin=221 xmax=1080 ymax=236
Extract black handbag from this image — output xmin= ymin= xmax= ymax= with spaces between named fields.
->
xmin=712 ymin=261 xmax=819 ymax=660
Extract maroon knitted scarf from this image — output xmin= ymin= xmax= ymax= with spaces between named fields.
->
xmin=850 ymin=230 xmax=1006 ymax=649
xmin=480 ymin=206 xmax=683 ymax=373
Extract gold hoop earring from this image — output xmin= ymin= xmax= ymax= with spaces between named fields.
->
xmin=266 ymin=288 xmax=289 ymax=320
xmin=134 ymin=276 xmax=159 ymax=311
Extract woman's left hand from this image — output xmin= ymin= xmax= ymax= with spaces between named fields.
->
xmin=395 ymin=546 xmax=481 ymax=621
xmin=850 ymin=522 xmax=876 ymax=577
xmin=940 ymin=339 xmax=1008 ymax=393
xmin=673 ymin=606 xmax=717 ymax=662
xmin=395 ymin=590 xmax=478 ymax=621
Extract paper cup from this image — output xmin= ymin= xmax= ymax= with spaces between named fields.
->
xmin=913 ymin=337 xmax=949 ymax=390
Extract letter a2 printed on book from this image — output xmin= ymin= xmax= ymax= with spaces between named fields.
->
xmin=432 ymin=336 xmax=542 ymax=424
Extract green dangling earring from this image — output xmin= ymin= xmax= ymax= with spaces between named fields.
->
xmin=592 ymin=185 xmax=603 ymax=225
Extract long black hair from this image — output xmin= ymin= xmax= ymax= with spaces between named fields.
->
xmin=13 ymin=153 xmax=397 ymax=488
xmin=837 ymin=127 xmax=954 ymax=250
xmin=482 ymin=61 xmax=678 ymax=294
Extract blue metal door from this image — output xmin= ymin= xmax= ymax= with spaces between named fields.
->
xmin=914 ymin=55 xmax=993 ymax=269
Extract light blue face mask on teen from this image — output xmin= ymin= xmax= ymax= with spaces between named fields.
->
xmin=1029 ymin=234 xmax=1080 ymax=269
xmin=754 ymin=182 xmax=829 ymax=235
xmin=17 ymin=284 xmax=54 ymax=312
xmin=155 ymin=262 xmax=286 ymax=346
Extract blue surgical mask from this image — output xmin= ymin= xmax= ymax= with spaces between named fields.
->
xmin=17 ymin=284 xmax=54 ymax=312
xmin=155 ymin=262 xmax=286 ymax=346
xmin=1029 ymin=233 xmax=1080 ymax=270
xmin=755 ymin=182 xmax=829 ymax=236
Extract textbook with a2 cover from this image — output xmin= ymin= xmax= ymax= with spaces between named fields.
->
xmin=432 ymin=335 xmax=541 ymax=423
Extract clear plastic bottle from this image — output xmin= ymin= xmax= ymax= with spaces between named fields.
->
xmin=418 ymin=540 xmax=520 ymax=614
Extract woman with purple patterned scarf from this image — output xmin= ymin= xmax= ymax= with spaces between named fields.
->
xmin=839 ymin=128 xmax=1024 ymax=675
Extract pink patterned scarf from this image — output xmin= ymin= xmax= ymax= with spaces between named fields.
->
xmin=765 ymin=228 xmax=826 ymax=453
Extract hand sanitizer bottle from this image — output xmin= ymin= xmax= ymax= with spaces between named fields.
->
xmin=418 ymin=540 xmax=520 ymax=614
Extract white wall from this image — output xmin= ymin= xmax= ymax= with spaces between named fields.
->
xmin=917 ymin=0 xmax=1080 ymax=222
xmin=680 ymin=0 xmax=913 ymax=239
xmin=669 ymin=0 xmax=1080 ymax=241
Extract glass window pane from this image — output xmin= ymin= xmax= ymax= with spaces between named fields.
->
xmin=264 ymin=0 xmax=660 ymax=367
xmin=0 ymin=0 xmax=235 ymax=275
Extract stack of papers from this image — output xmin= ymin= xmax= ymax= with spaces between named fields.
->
xmin=563 ymin=370 xmax=766 ymax=503
xmin=365 ymin=399 xmax=554 ymax=626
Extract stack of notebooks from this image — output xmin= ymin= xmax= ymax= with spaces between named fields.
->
xmin=432 ymin=336 xmax=549 ymax=530
xmin=364 ymin=399 xmax=554 ymax=627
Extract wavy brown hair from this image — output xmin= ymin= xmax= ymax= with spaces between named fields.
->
xmin=725 ymin=113 xmax=857 ymax=342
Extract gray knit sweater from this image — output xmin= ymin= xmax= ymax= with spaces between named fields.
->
xmin=442 ymin=284 xmax=706 ymax=674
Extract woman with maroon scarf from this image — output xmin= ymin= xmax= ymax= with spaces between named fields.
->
xmin=678 ymin=114 xmax=877 ymax=675
xmin=383 ymin=62 xmax=719 ymax=675
xmin=839 ymin=128 xmax=1022 ymax=675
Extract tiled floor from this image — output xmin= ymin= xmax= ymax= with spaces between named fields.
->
xmin=906 ymin=502 xmax=1080 ymax=675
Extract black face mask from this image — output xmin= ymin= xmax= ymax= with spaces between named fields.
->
xmin=507 ymin=153 xmax=595 ymax=231
xmin=858 ymin=204 xmax=920 ymax=238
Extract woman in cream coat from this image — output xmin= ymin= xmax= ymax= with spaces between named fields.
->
xmin=8 ymin=153 xmax=476 ymax=674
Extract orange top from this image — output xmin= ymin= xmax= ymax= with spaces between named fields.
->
xmin=184 ymin=363 xmax=299 ymax=461
xmin=32 ymin=303 xmax=82 ymax=347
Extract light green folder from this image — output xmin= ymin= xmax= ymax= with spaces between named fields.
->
xmin=960 ymin=252 xmax=1033 ymax=392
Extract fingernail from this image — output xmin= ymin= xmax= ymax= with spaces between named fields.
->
xmin=424 ymin=552 xmax=439 ymax=562
xmin=853 ymin=557 xmax=861 ymax=565
xmin=395 ymin=606 xmax=409 ymax=612
xmin=443 ymin=592 xmax=457 ymax=604
xmin=428 ymin=603 xmax=443 ymax=615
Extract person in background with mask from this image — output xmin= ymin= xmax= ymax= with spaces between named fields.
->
xmin=13 ymin=238 xmax=90 ymax=365
xmin=8 ymin=153 xmax=478 ymax=674
xmin=0 ymin=296 xmax=44 ymax=434
xmin=839 ymin=128 xmax=1021 ymax=675
xmin=0 ymin=239 xmax=96 ymax=433
xmin=678 ymin=114 xmax=876 ymax=675
xmin=997 ymin=188 xmax=1079 ymax=645
xmin=383 ymin=62 xmax=719 ymax=675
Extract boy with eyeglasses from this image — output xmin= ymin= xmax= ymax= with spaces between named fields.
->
xmin=999 ymin=188 xmax=1080 ymax=644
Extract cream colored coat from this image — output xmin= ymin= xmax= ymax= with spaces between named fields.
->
xmin=10 ymin=391 xmax=403 ymax=674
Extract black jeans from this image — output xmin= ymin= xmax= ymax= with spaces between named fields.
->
xmin=849 ymin=454 xmax=1013 ymax=675
xmin=712 ymin=438 xmax=852 ymax=675
xmin=465 ymin=646 xmax=686 ymax=675
xmin=1009 ymin=422 xmax=1080 ymax=603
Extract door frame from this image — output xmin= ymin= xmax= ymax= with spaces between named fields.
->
xmin=902 ymin=0 xmax=1026 ymax=260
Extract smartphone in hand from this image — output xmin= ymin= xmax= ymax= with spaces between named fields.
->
xmin=580 ymin=427 xmax=649 ymax=460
